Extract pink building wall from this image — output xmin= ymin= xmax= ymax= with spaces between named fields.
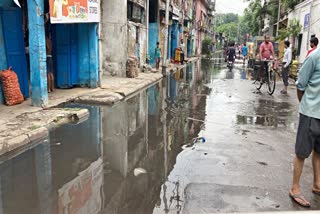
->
xmin=195 ymin=0 xmax=207 ymax=55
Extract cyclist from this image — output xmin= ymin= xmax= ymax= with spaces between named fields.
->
xmin=226 ymin=42 xmax=236 ymax=64
xmin=259 ymin=35 xmax=275 ymax=80
xmin=242 ymin=43 xmax=248 ymax=65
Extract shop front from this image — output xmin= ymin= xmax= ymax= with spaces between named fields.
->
xmin=0 ymin=0 xmax=100 ymax=106
xmin=0 ymin=0 xmax=29 ymax=104
xmin=48 ymin=0 xmax=100 ymax=89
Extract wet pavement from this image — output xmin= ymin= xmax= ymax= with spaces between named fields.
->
xmin=0 ymin=57 xmax=319 ymax=213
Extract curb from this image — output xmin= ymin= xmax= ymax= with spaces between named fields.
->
xmin=0 ymin=109 xmax=89 ymax=160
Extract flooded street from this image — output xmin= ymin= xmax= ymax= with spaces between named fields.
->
xmin=0 ymin=57 xmax=319 ymax=213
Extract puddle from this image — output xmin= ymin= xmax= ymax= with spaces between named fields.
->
xmin=235 ymin=99 xmax=297 ymax=128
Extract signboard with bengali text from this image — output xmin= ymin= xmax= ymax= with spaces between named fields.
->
xmin=50 ymin=0 xmax=100 ymax=24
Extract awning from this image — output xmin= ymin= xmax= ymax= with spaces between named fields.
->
xmin=128 ymin=0 xmax=145 ymax=8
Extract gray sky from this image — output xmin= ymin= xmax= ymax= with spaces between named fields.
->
xmin=215 ymin=0 xmax=249 ymax=15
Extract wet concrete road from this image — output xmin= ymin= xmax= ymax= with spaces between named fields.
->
xmin=0 ymin=58 xmax=319 ymax=213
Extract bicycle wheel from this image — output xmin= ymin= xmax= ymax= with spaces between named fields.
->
xmin=255 ymin=79 xmax=263 ymax=90
xmin=254 ymin=67 xmax=263 ymax=90
xmin=267 ymin=70 xmax=276 ymax=95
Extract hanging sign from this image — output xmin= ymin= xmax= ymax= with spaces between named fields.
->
xmin=304 ymin=13 xmax=310 ymax=29
xmin=49 ymin=0 xmax=100 ymax=24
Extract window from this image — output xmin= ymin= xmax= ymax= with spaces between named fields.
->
xmin=128 ymin=2 xmax=145 ymax=23
xmin=297 ymin=34 xmax=303 ymax=56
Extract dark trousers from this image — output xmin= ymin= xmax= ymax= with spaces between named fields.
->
xmin=260 ymin=61 xmax=269 ymax=80
xmin=282 ymin=63 xmax=289 ymax=87
xmin=180 ymin=52 xmax=184 ymax=65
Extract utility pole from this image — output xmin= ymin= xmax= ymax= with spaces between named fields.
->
xmin=162 ymin=0 xmax=170 ymax=76
xmin=146 ymin=0 xmax=149 ymax=60
xmin=276 ymin=0 xmax=281 ymax=37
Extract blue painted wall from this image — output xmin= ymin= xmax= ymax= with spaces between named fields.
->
xmin=78 ymin=23 xmax=98 ymax=88
xmin=28 ymin=0 xmax=48 ymax=106
xmin=88 ymin=23 xmax=98 ymax=88
xmin=0 ymin=0 xmax=14 ymax=7
xmin=0 ymin=15 xmax=7 ymax=104
xmin=78 ymin=24 xmax=90 ymax=87
xmin=187 ymin=38 xmax=192 ymax=57
xmin=148 ymin=23 xmax=158 ymax=65
xmin=167 ymin=25 xmax=172 ymax=59
xmin=170 ymin=21 xmax=179 ymax=59
xmin=1 ymin=8 xmax=29 ymax=98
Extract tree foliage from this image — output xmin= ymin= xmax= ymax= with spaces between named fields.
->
xmin=242 ymin=0 xmax=264 ymax=36
xmin=277 ymin=18 xmax=302 ymax=47
xmin=284 ymin=0 xmax=300 ymax=10
xmin=215 ymin=13 xmax=239 ymax=26
xmin=242 ymin=0 xmax=280 ymax=36
xmin=216 ymin=22 xmax=238 ymax=41
xmin=202 ymin=37 xmax=213 ymax=55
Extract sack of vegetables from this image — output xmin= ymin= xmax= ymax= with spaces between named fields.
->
xmin=0 ymin=67 xmax=24 ymax=106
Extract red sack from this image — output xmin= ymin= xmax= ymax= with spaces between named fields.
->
xmin=0 ymin=67 xmax=24 ymax=106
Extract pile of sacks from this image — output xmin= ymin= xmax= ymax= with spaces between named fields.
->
xmin=126 ymin=56 xmax=139 ymax=78
xmin=0 ymin=67 xmax=24 ymax=106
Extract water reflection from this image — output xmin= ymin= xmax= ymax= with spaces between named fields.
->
xmin=0 ymin=105 xmax=102 ymax=214
xmin=0 ymin=60 xmax=210 ymax=214
xmin=236 ymin=100 xmax=295 ymax=128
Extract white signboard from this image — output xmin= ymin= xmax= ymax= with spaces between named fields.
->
xmin=50 ymin=0 xmax=100 ymax=24
xmin=172 ymin=5 xmax=180 ymax=16
xmin=162 ymin=27 xmax=168 ymax=37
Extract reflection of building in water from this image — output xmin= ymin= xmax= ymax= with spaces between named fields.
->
xmin=0 ymin=140 xmax=53 ymax=214
xmin=50 ymin=105 xmax=101 ymax=187
xmin=101 ymin=91 xmax=148 ymax=178
xmin=58 ymin=158 xmax=103 ymax=214
xmin=100 ymin=83 xmax=168 ymax=214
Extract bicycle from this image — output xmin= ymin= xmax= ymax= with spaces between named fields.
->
xmin=253 ymin=59 xmax=276 ymax=95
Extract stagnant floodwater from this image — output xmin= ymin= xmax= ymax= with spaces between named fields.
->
xmin=0 ymin=58 xmax=302 ymax=214
xmin=0 ymin=61 xmax=211 ymax=214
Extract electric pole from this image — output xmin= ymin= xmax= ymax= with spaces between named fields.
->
xmin=162 ymin=0 xmax=170 ymax=76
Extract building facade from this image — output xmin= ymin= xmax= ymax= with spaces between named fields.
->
xmin=0 ymin=0 xmax=213 ymax=106
xmin=0 ymin=0 xmax=100 ymax=106
xmin=194 ymin=0 xmax=212 ymax=55
xmin=287 ymin=0 xmax=320 ymax=63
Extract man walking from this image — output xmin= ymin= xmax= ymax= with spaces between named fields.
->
xmin=155 ymin=42 xmax=161 ymax=70
xmin=289 ymin=46 xmax=320 ymax=207
xmin=280 ymin=41 xmax=292 ymax=94
xmin=242 ymin=43 xmax=248 ymax=65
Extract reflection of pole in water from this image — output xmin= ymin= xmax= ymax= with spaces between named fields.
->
xmin=162 ymin=78 xmax=169 ymax=213
xmin=169 ymin=181 xmax=183 ymax=213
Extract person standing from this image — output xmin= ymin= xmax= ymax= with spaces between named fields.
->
xmin=280 ymin=41 xmax=292 ymax=94
xmin=155 ymin=42 xmax=161 ymax=70
xmin=289 ymin=46 xmax=320 ymax=208
xmin=242 ymin=43 xmax=248 ymax=65
xmin=306 ymin=37 xmax=318 ymax=57
xmin=180 ymin=39 xmax=185 ymax=65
